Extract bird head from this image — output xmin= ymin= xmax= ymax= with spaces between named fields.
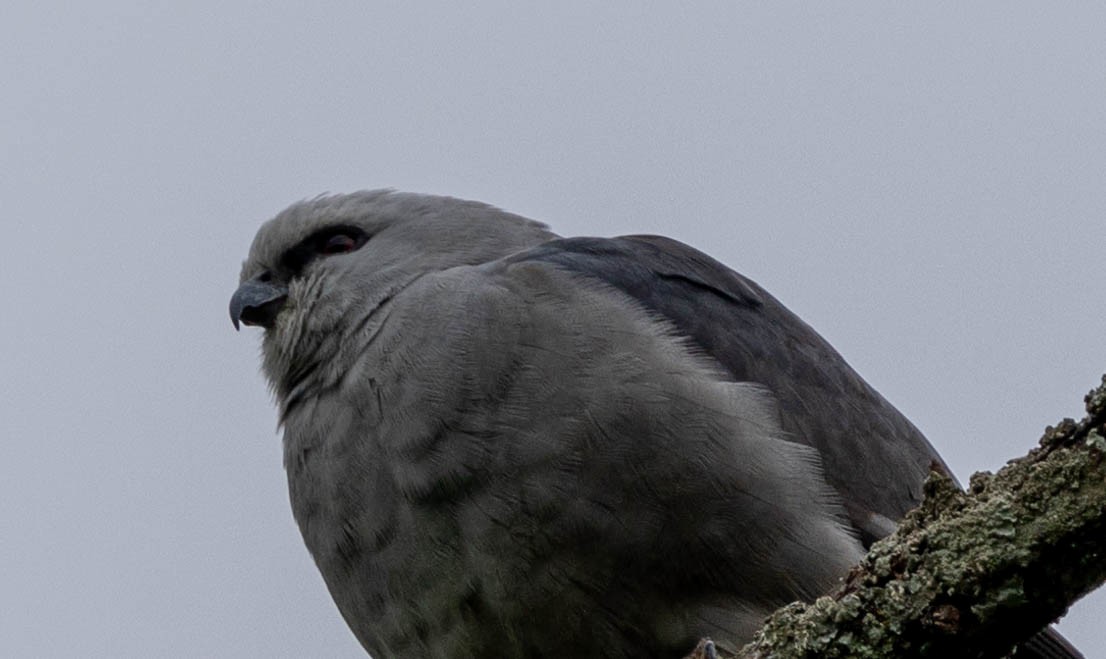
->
xmin=230 ymin=190 xmax=555 ymax=395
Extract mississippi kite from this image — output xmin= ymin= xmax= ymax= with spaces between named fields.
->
xmin=231 ymin=191 xmax=1079 ymax=658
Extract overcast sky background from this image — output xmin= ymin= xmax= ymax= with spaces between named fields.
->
xmin=2 ymin=3 xmax=1104 ymax=657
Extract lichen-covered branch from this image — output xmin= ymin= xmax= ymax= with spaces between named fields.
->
xmin=716 ymin=375 xmax=1106 ymax=659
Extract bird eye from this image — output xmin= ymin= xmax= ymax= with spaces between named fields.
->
xmin=320 ymin=233 xmax=358 ymax=255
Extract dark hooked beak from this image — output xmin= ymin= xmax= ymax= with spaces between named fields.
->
xmin=229 ymin=276 xmax=288 ymax=330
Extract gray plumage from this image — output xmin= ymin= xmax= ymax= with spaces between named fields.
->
xmin=230 ymin=190 xmax=1077 ymax=658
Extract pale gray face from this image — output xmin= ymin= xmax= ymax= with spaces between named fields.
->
xmin=231 ymin=192 xmax=389 ymax=332
xmin=230 ymin=190 xmax=557 ymax=395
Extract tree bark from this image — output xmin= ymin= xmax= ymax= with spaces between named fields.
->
xmin=691 ymin=375 xmax=1106 ymax=659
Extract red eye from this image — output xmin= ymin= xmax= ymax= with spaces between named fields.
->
xmin=320 ymin=234 xmax=357 ymax=254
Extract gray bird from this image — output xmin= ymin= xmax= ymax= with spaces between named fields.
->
xmin=231 ymin=190 xmax=1079 ymax=659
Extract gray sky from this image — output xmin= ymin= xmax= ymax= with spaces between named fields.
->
xmin=2 ymin=2 xmax=1104 ymax=657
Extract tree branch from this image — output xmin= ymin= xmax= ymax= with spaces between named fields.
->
xmin=694 ymin=375 xmax=1106 ymax=659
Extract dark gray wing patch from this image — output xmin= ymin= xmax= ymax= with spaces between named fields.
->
xmin=505 ymin=235 xmax=951 ymax=546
